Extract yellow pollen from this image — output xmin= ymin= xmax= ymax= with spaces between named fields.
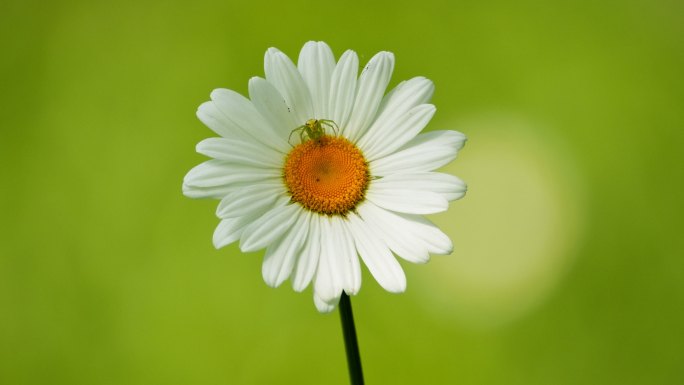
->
xmin=284 ymin=135 xmax=369 ymax=215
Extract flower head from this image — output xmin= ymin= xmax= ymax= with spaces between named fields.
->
xmin=183 ymin=41 xmax=466 ymax=312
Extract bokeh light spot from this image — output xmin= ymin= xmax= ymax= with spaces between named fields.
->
xmin=415 ymin=116 xmax=586 ymax=329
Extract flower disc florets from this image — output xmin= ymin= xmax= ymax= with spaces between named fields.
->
xmin=284 ymin=134 xmax=369 ymax=215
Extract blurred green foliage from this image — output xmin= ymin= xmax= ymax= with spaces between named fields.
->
xmin=1 ymin=0 xmax=683 ymax=384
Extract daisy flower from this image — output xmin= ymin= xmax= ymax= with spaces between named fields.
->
xmin=183 ymin=41 xmax=466 ymax=312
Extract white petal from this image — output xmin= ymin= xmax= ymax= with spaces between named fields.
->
xmin=328 ymin=50 xmax=359 ymax=133
xmin=239 ymin=203 xmax=301 ymax=252
xmin=385 ymin=211 xmax=453 ymax=255
xmin=370 ymin=130 xmax=467 ymax=176
xmin=182 ymin=161 xmax=282 ymax=199
xmin=357 ymin=77 xmax=434 ymax=151
xmin=313 ymin=291 xmax=337 ymax=313
xmin=298 ymin=41 xmax=335 ymax=119
xmin=346 ymin=213 xmax=406 ymax=293
xmin=197 ymin=101 xmax=245 ymax=139
xmin=292 ymin=211 xmax=321 ymax=292
xmin=248 ymin=77 xmax=299 ymax=139
xmin=314 ymin=217 xmax=343 ymax=302
xmin=345 ymin=52 xmax=395 ymax=143
xmin=407 ymin=214 xmax=453 ymax=255
xmin=356 ymin=201 xmax=429 ymax=263
xmin=210 ymin=88 xmax=288 ymax=152
xmin=216 ymin=184 xmax=287 ymax=219
xmin=215 ymin=195 xmax=288 ymax=249
xmin=264 ymin=47 xmax=313 ymax=124
xmin=371 ymin=172 xmax=466 ymax=202
xmin=182 ymin=176 xmax=282 ymax=199
xmin=182 ymin=183 xmax=234 ymax=199
xmin=375 ymin=76 xmax=434 ymax=123
xmin=361 ymin=104 xmax=436 ymax=161
xmin=196 ymin=137 xmax=284 ymax=168
xmin=366 ymin=186 xmax=448 ymax=214
xmin=331 ymin=216 xmax=362 ymax=295
xmin=213 ymin=214 xmax=262 ymax=249
xmin=183 ymin=160 xmax=281 ymax=189
xmin=262 ymin=211 xmax=310 ymax=287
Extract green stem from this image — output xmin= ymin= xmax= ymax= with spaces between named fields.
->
xmin=339 ymin=292 xmax=364 ymax=385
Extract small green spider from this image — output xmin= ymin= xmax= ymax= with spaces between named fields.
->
xmin=289 ymin=119 xmax=339 ymax=145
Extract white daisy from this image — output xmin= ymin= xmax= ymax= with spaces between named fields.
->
xmin=183 ymin=41 xmax=466 ymax=312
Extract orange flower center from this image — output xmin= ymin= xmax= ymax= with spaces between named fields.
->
xmin=283 ymin=135 xmax=369 ymax=215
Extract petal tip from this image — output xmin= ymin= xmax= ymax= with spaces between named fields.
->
xmin=314 ymin=293 xmax=338 ymax=313
xmin=266 ymin=47 xmax=282 ymax=56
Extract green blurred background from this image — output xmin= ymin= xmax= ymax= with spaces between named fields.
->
xmin=2 ymin=0 xmax=683 ymax=384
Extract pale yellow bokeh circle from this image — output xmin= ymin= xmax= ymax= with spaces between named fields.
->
xmin=414 ymin=116 xmax=586 ymax=329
